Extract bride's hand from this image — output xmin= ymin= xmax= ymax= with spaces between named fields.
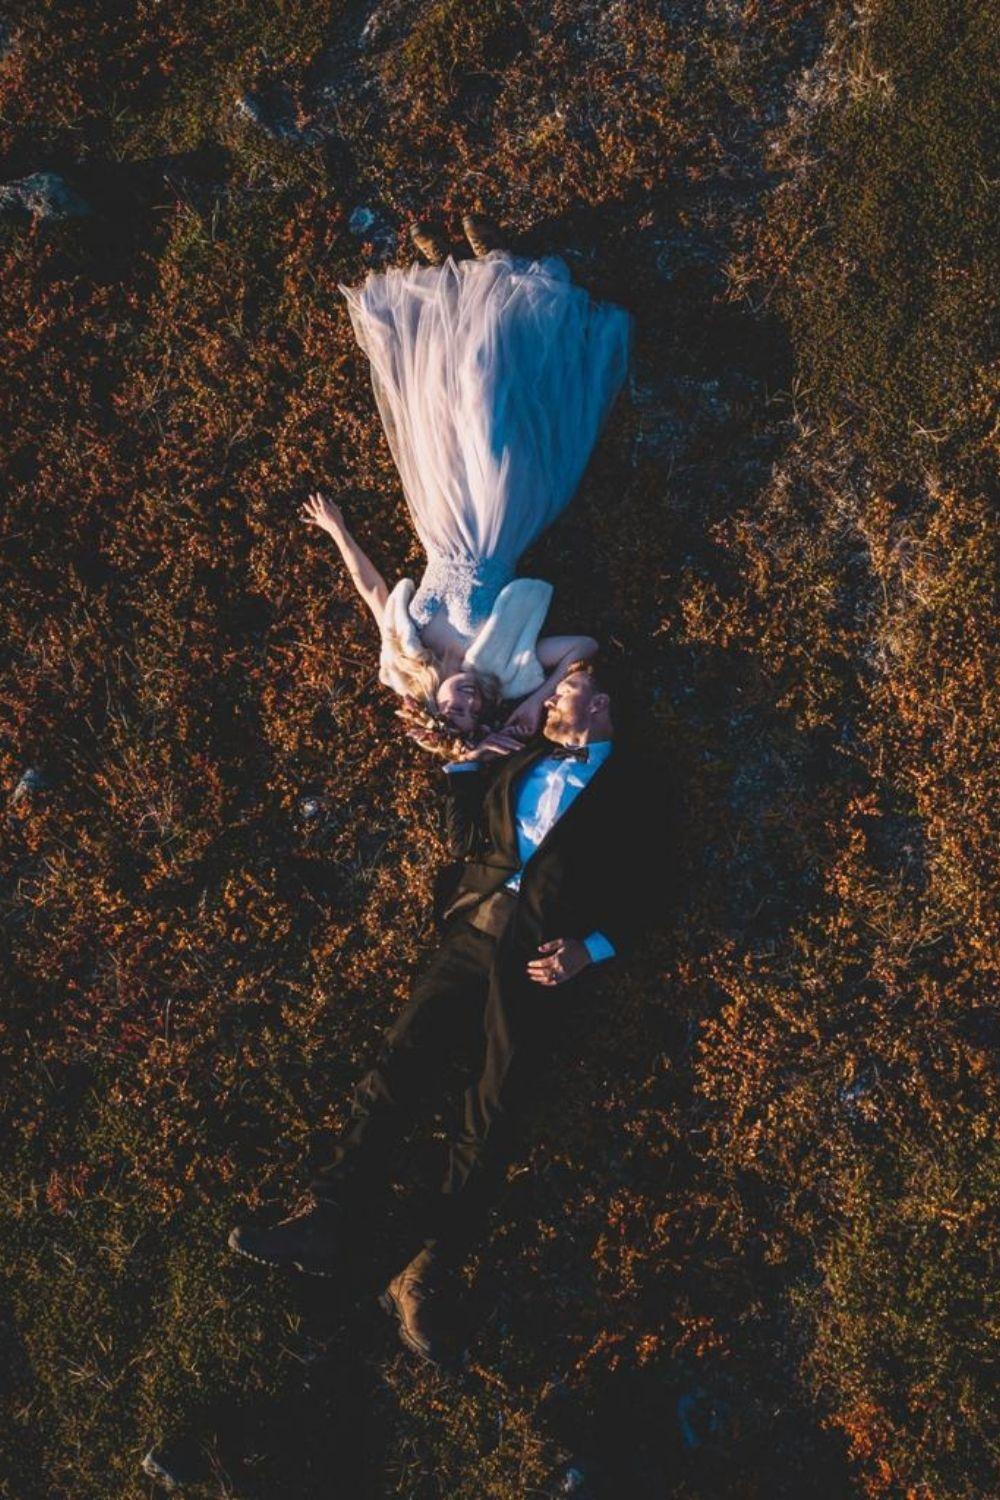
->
xmin=300 ymin=490 xmax=343 ymax=533
xmin=502 ymin=699 xmax=542 ymax=739
xmin=468 ymin=729 xmax=525 ymax=761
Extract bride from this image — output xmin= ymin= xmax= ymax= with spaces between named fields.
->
xmin=301 ymin=211 xmax=633 ymax=750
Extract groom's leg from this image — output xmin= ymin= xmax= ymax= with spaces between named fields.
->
xmin=308 ymin=921 xmax=495 ymax=1205
xmin=420 ymin=945 xmax=575 ymax=1262
xmin=228 ymin=928 xmax=493 ymax=1278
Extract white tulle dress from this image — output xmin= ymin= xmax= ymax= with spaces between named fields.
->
xmin=338 ymin=248 xmax=632 ymax=693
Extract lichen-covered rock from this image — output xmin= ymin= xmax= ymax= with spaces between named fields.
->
xmin=0 ymin=171 xmax=90 ymax=221
xmin=234 ymin=88 xmax=321 ymax=146
xmin=348 ymin=205 xmax=377 ymax=235
xmin=10 ymin=766 xmax=48 ymax=804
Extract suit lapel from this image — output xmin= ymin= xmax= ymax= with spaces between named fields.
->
xmin=491 ymin=741 xmax=549 ymax=859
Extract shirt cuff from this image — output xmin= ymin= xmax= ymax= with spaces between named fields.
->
xmin=443 ymin=761 xmax=479 ymax=773
xmin=583 ymin=931 xmax=616 ymax=965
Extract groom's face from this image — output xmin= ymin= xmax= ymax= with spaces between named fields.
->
xmin=543 ymin=671 xmax=603 ymax=739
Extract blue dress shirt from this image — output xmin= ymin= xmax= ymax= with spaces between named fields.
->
xmin=444 ymin=740 xmax=617 ymax=965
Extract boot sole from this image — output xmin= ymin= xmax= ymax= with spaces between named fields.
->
xmin=461 ymin=218 xmax=504 ymax=258
xmin=228 ymin=1237 xmax=339 ymax=1278
xmin=377 ymin=1287 xmax=444 ymax=1366
xmin=409 ymin=229 xmax=449 ymax=266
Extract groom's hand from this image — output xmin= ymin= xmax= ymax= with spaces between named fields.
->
xmin=526 ymin=938 xmax=591 ymax=986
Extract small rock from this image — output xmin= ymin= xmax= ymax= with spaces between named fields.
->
xmin=235 ymin=90 xmax=280 ymax=134
xmin=11 ymin=767 xmax=48 ymax=804
xmin=0 ymin=172 xmax=90 ymax=222
xmin=541 ymin=1462 xmax=594 ymax=1499
xmin=140 ymin=1436 xmax=211 ymax=1492
xmin=348 ymin=205 xmax=377 ymax=236
xmin=234 ymin=88 xmax=320 ymax=145
xmin=359 ymin=5 xmax=392 ymax=50
xmin=140 ymin=1447 xmax=185 ymax=1492
xmin=344 ymin=204 xmax=397 ymax=252
xmin=839 ymin=1058 xmax=881 ymax=1124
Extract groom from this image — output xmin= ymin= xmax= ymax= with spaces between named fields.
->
xmin=229 ymin=658 xmax=651 ymax=1364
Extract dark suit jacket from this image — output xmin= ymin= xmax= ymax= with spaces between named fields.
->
xmin=437 ymin=738 xmax=657 ymax=961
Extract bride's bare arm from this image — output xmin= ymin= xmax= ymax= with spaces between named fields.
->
xmin=300 ymin=491 xmax=389 ymax=627
xmin=535 ymin=634 xmax=599 ymax=673
xmin=502 ymin=634 xmax=599 ymax=735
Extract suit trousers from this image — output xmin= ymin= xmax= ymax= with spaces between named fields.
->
xmin=309 ymin=906 xmax=582 ymax=1262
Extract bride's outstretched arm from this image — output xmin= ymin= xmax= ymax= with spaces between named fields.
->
xmin=300 ymin=491 xmax=389 ymax=628
xmin=502 ymin=634 xmax=599 ymax=736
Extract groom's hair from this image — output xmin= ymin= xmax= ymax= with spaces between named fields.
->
xmin=565 ymin=656 xmax=610 ymax=692
xmin=563 ymin=654 xmax=633 ymax=734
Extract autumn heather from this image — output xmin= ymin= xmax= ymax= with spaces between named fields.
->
xmin=0 ymin=1 xmax=996 ymax=1496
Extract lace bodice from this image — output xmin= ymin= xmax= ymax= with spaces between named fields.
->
xmin=379 ymin=575 xmax=553 ymax=702
xmin=409 ymin=553 xmax=516 ymax=638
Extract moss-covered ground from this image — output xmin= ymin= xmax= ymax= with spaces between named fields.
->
xmin=1 ymin=0 xmax=996 ymax=1494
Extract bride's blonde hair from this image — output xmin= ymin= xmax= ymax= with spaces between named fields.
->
xmin=392 ymin=650 xmax=443 ymax=711
xmin=393 ymin=651 xmax=501 ymax=727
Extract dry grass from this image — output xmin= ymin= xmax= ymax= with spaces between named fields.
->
xmin=1 ymin=0 xmax=996 ymax=1495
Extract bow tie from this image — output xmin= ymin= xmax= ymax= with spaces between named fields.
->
xmin=548 ymin=744 xmax=589 ymax=762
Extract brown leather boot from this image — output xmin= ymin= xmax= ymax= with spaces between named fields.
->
xmin=227 ymin=1193 xmax=347 ymax=1277
xmin=461 ymin=211 xmax=506 ymax=257
xmin=409 ymin=219 xmax=451 ymax=265
xmin=378 ymin=1247 xmax=465 ymax=1367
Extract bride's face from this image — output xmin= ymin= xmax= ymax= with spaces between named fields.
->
xmin=437 ymin=673 xmax=484 ymax=735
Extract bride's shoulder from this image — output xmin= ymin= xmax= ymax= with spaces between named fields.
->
xmin=379 ymin=578 xmax=421 ymax=655
xmin=492 ymin=577 xmax=554 ymax=612
xmin=378 ymin=578 xmax=439 ymax=699
xmin=463 ymin=578 xmax=554 ymax=700
xmin=381 ymin=577 xmax=416 ymax=625
xmin=470 ymin=577 xmax=553 ymax=646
